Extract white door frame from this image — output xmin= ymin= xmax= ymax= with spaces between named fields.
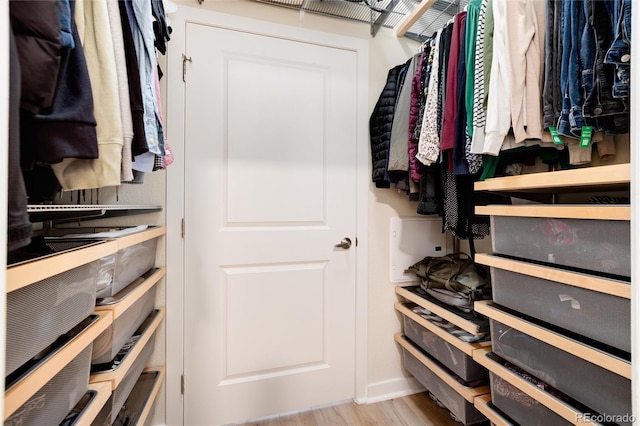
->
xmin=165 ymin=6 xmax=370 ymax=425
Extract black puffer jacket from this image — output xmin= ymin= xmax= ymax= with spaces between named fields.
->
xmin=10 ymin=0 xmax=63 ymax=114
xmin=369 ymin=62 xmax=407 ymax=188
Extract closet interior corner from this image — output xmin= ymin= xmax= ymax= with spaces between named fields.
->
xmin=388 ymin=0 xmax=632 ymax=424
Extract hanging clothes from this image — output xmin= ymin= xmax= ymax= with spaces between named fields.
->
xmin=441 ymin=11 xmax=467 ymax=161
xmin=107 ymin=0 xmax=134 ymax=183
xmin=408 ymin=48 xmax=427 ymax=183
xmin=417 ymin=30 xmax=443 ymax=166
xmin=452 ymin=14 xmax=469 ymax=175
xmin=505 ymin=0 xmax=546 ymax=144
xmin=470 ymin=0 xmax=492 ymax=155
xmin=129 ymin=0 xmax=165 ymax=159
xmin=542 ymin=0 xmax=562 ymax=132
xmin=51 ymin=0 xmax=124 ymax=190
xmin=9 ymin=0 xmax=62 ymax=114
xmin=369 ymin=63 xmax=407 ymax=188
xmin=483 ymin=0 xmax=510 ymax=156
xmin=21 ymin=1 xmax=98 ymax=168
xmin=370 ymin=0 xmax=631 ymax=223
xmin=463 ymin=0 xmax=484 ymax=174
xmin=388 ymin=55 xmax=419 ymax=181
xmin=118 ymin=0 xmax=148 ymax=158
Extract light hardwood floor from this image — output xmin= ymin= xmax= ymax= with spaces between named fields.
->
xmin=236 ymin=393 xmax=466 ymax=425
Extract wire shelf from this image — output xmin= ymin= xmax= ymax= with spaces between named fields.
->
xmin=254 ymin=0 xmax=466 ymax=38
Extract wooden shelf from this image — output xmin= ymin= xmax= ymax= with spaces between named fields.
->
xmin=475 ymin=253 xmax=630 ymax=299
xmin=90 ymin=308 xmax=165 ymax=388
xmin=395 ymin=0 xmax=437 ymax=36
xmin=6 ymin=240 xmax=117 ymax=293
xmin=395 ymin=334 xmax=490 ymax=403
xmin=6 ymin=226 xmax=166 ymax=293
xmin=74 ymin=381 xmax=112 ymax=426
xmin=474 ymin=163 xmax=630 ymax=193
xmin=475 ymin=204 xmax=630 ymax=221
xmin=396 ymin=286 xmax=488 ymax=336
xmin=474 ymin=301 xmax=630 ymax=379
xmin=113 ymin=226 xmax=165 ymax=251
xmin=474 ymin=394 xmax=514 ymax=426
xmin=473 ymin=348 xmax=600 ymax=426
xmin=395 ymin=302 xmax=490 ymax=356
xmin=4 ymin=311 xmax=112 ymax=420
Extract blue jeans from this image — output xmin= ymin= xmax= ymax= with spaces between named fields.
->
xmin=582 ymin=0 xmax=628 ymax=132
xmin=580 ymin=0 xmax=595 ymax=123
xmin=558 ymin=0 xmax=586 ymax=138
xmin=604 ymin=0 xmax=631 ymax=99
xmin=542 ymin=0 xmax=563 ymax=130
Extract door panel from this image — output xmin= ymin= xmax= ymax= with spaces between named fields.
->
xmin=184 ymin=23 xmax=358 ymax=425
xmin=225 ymin=55 xmax=326 ymax=224
xmin=224 ymin=263 xmax=325 ymax=377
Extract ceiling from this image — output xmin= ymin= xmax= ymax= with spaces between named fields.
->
xmin=253 ymin=0 xmax=468 ymax=41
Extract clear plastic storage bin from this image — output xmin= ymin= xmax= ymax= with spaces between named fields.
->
xmin=490 ymin=216 xmax=630 ymax=277
xmin=6 ymin=247 xmax=98 ymax=376
xmin=96 ymin=238 xmax=157 ymax=298
xmin=5 ymin=346 xmax=92 ymax=426
xmin=113 ymin=371 xmax=162 ymax=426
xmin=400 ymin=344 xmax=486 ymax=425
xmin=491 ymin=319 xmax=631 ymax=425
xmin=92 ymin=271 xmax=158 ymax=364
xmin=47 ymin=226 xmax=160 ymax=299
xmin=490 ymin=372 xmax=571 ymax=426
xmin=490 ymin=267 xmax=630 ymax=352
xmin=91 ymin=310 xmax=160 ymax=426
xmin=402 ymin=315 xmax=488 ymax=382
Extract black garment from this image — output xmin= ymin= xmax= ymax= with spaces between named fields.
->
xmin=453 ymin=18 xmax=469 ymax=176
xmin=9 ymin=0 xmax=62 ymax=114
xmin=119 ymin=0 xmax=149 ymax=156
xmin=437 ymin=22 xmax=454 ymax=137
xmin=441 ymin=153 xmax=493 ymax=241
xmin=369 ymin=63 xmax=406 ymax=188
xmin=8 ymin=30 xmax=32 ymax=253
xmin=542 ymin=0 xmax=563 ymax=130
xmin=417 ymin=163 xmax=443 ymax=216
xmin=151 ymin=0 xmax=171 ymax=55
xmin=21 ymin=0 xmax=98 ymax=167
xmin=387 ymin=58 xmax=412 ymax=186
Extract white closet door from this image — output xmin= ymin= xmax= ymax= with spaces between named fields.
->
xmin=183 ymin=22 xmax=358 ymax=425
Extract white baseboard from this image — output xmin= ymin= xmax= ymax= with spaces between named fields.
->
xmin=356 ymin=377 xmax=425 ymax=405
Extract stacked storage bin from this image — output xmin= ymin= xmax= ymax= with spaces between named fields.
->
xmin=471 ymin=164 xmax=632 ymax=425
xmin=4 ymin=224 xmax=166 ymax=426
xmin=83 ymin=226 xmax=166 ymax=425
xmin=5 ymin=239 xmax=113 ymax=426
xmin=395 ymin=285 xmax=492 ymax=425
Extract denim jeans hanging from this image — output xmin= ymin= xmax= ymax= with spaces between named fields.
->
xmin=604 ymin=0 xmax=631 ymax=99
xmin=582 ymin=0 xmax=629 ymax=134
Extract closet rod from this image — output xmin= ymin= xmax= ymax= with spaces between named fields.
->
xmin=395 ymin=0 xmax=437 ymax=37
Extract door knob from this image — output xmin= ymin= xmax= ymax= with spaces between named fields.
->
xmin=334 ymin=237 xmax=352 ymax=249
